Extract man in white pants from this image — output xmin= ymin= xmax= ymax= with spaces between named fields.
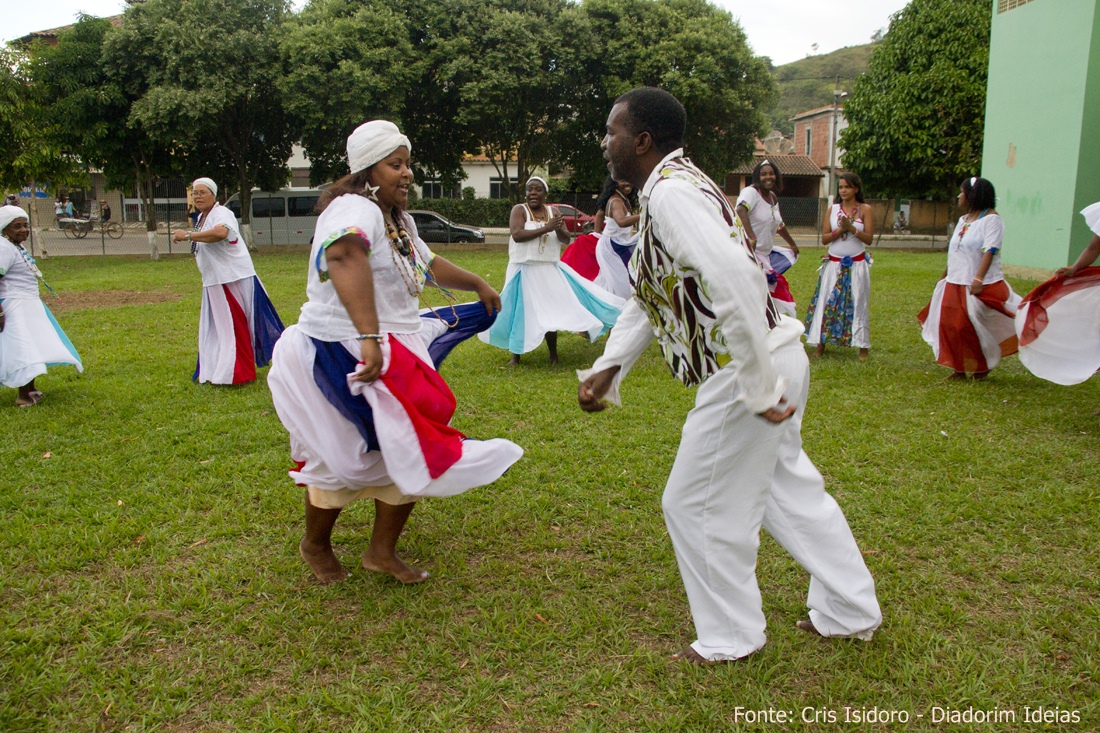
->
xmin=578 ymin=87 xmax=881 ymax=663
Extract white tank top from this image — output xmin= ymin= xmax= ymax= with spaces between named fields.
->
xmin=508 ymin=204 xmax=561 ymax=264
xmin=828 ymin=203 xmax=866 ymax=258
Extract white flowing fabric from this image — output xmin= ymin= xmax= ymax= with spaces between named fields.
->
xmin=921 ymin=278 xmax=1021 ymax=371
xmin=0 ymin=298 xmax=83 ymax=387
xmin=592 ymin=232 xmax=636 ymax=299
xmin=268 ymin=327 xmax=522 ymax=496
xmin=196 ymin=277 xmax=256 ymax=384
xmin=1016 ymin=287 xmax=1100 ymax=385
xmin=803 ymin=259 xmax=871 ymax=348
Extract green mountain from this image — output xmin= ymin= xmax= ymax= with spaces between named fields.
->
xmin=767 ymin=44 xmax=876 ymax=134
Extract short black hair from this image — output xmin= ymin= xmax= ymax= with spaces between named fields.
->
xmin=752 ymin=159 xmax=784 ymax=193
xmin=614 ymin=87 xmax=686 ymax=155
xmin=960 ymin=176 xmax=996 ymax=211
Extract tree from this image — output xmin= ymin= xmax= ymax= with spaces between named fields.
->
xmin=108 ymin=0 xmax=296 ymax=244
xmin=280 ymin=0 xmax=417 ymax=185
xmin=839 ymin=0 xmax=991 ymax=200
xmin=562 ymin=0 xmax=776 ymax=190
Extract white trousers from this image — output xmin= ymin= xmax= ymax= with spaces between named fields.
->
xmin=662 ymin=341 xmax=881 ymax=661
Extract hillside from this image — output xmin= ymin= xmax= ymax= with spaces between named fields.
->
xmin=767 ymin=44 xmax=876 ymax=134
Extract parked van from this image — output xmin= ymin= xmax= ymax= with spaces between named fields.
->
xmin=225 ymin=189 xmax=486 ymax=246
xmin=225 ymin=188 xmax=321 ymax=246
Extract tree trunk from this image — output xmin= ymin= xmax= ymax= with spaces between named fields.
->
xmin=239 ymin=185 xmax=255 ymax=251
xmin=27 ymin=177 xmax=38 ymax=258
xmin=138 ymin=161 xmax=159 ymax=260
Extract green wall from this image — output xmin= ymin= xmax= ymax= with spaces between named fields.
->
xmin=981 ymin=0 xmax=1100 ymax=269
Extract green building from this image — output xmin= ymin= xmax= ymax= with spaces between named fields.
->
xmin=981 ymin=0 xmax=1100 ymax=269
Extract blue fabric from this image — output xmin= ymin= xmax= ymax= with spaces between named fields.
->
xmin=43 ymin=304 xmax=81 ymax=366
xmin=769 ymin=249 xmax=794 ymax=276
xmin=610 ymin=240 xmax=635 ymax=268
xmin=250 ymin=276 xmax=285 ymax=367
xmin=561 ymin=266 xmax=622 ymax=337
xmin=485 ymin=273 xmax=526 ymax=354
xmin=420 ymin=302 xmax=497 ymax=369
xmin=311 ymin=338 xmax=380 ymax=451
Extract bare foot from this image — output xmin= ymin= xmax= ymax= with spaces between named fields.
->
xmin=548 ymin=354 xmax=560 ymax=365
xmin=507 ymin=355 xmax=521 ymax=367
xmin=362 ymin=550 xmax=429 ymax=584
xmin=796 ymin=619 xmax=824 ymax=637
xmin=945 ymin=372 xmax=967 ymax=381
xmin=972 ymin=370 xmax=990 ymax=381
xmin=812 ymin=344 xmax=825 ymax=357
xmin=299 ymin=538 xmax=348 ymax=585
xmin=858 ymin=348 xmax=869 ymax=360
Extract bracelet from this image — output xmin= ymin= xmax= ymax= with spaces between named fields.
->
xmin=186 ymin=232 xmax=192 ymax=241
xmin=972 ymin=277 xmax=983 ymax=282
xmin=355 ymin=333 xmax=384 ymax=342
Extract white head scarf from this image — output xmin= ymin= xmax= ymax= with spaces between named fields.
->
xmin=525 ymin=176 xmax=549 ymax=193
xmin=0 ymin=205 xmax=29 ymax=235
xmin=192 ymin=178 xmax=218 ymax=197
xmin=347 ymin=120 xmax=411 ymax=174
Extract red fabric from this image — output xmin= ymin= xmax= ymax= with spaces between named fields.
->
xmin=560 ymin=233 xmax=600 ymax=280
xmin=378 ymin=338 xmax=465 ymax=479
xmin=1018 ymin=266 xmax=1100 ymax=347
xmin=772 ymin=273 xmax=794 ymax=304
xmin=921 ymin=281 xmax=1017 ymax=373
xmin=828 ymin=253 xmax=867 ymax=262
xmin=223 ymin=284 xmax=256 ymax=384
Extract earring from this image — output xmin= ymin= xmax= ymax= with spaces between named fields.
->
xmin=366 ymin=183 xmax=380 ymax=201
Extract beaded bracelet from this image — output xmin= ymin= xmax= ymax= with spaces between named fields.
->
xmin=355 ymin=333 xmax=384 ymax=342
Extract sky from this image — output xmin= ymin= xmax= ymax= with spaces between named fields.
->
xmin=3 ymin=0 xmax=909 ymax=66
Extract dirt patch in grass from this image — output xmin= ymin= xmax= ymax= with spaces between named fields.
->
xmin=49 ymin=290 xmax=183 ymax=312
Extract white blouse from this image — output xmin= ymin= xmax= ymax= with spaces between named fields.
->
xmin=946 ymin=213 xmax=1005 ymax=286
xmin=736 ymin=186 xmax=784 ymax=255
xmin=194 ymin=203 xmax=256 ymax=287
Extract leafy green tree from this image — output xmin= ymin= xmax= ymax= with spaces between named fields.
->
xmin=839 ymin=0 xmax=991 ymax=199
xmin=107 ymin=0 xmax=296 ymax=241
xmin=563 ymin=0 xmax=776 ymax=190
xmin=280 ymin=0 xmax=417 ymax=185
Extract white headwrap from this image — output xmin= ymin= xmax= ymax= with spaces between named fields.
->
xmin=525 ymin=176 xmax=549 ymax=193
xmin=0 ymin=205 xmax=29 ymax=235
xmin=347 ymin=120 xmax=411 ymax=174
xmin=192 ymin=177 xmax=218 ymax=197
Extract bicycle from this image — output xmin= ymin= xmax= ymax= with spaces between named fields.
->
xmin=60 ymin=217 xmax=123 ymax=239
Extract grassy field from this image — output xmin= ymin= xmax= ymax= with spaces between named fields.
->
xmin=2 ymin=248 xmax=1097 ymax=732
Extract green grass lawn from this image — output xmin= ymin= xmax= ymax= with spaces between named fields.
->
xmin=2 ymin=249 xmax=1097 ymax=732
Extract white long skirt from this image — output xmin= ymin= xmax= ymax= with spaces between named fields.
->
xmin=0 ymin=296 xmax=83 ymax=388
xmin=267 ymin=326 xmax=523 ymax=501
xmin=196 ymin=276 xmax=283 ymax=385
xmin=479 ymin=261 xmax=624 ymax=354
xmin=804 ymin=258 xmax=871 ymax=348
xmin=592 ymin=234 xmax=636 ymax=299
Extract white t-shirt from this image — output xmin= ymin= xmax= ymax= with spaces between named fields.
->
xmin=946 ymin=213 xmax=1005 ymax=285
xmin=0 ymin=237 xmax=41 ymax=299
xmin=297 ymin=194 xmax=435 ymax=342
xmin=736 ymin=186 xmax=784 ymax=255
xmin=194 ymin=203 xmax=256 ymax=287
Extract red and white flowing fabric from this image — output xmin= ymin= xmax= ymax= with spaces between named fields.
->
xmin=919 ymin=279 xmax=1020 ymax=373
xmin=197 ymin=277 xmax=258 ymax=384
xmin=268 ymin=327 xmax=523 ymax=497
xmin=1016 ymin=267 xmax=1100 ymax=385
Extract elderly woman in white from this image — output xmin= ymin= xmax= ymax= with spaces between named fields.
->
xmin=0 ymin=205 xmax=83 ymax=407
xmin=172 ymin=178 xmax=284 ymax=385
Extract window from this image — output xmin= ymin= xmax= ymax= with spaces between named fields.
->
xmin=490 ymin=177 xmax=518 ymax=200
xmin=421 ymin=181 xmax=459 ymax=199
xmin=288 ymin=196 xmax=319 ymax=217
xmin=997 ymin=0 xmax=1036 ymax=11
xmin=227 ymin=200 xmax=241 ymax=218
xmin=804 ymin=127 xmax=812 ymax=157
xmin=252 ymin=197 xmax=285 ymax=218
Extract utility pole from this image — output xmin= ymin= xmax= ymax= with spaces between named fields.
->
xmin=828 ymin=76 xmax=847 ymax=203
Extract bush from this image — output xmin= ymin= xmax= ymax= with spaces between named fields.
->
xmin=413 ymin=198 xmax=514 ymax=227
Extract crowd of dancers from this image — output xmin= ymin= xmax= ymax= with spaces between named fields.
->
xmin=2 ymin=87 xmax=1098 ymax=664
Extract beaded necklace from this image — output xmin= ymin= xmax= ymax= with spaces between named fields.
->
xmin=958 ymin=208 xmax=990 ymax=240
xmin=386 ymin=209 xmax=460 ymax=325
xmin=14 ymin=243 xmax=58 ymax=298
xmin=527 ymin=204 xmax=551 ymax=253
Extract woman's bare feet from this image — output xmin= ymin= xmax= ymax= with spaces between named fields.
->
xmin=945 ymin=371 xmax=967 ymax=381
xmin=508 ymin=354 xmax=521 ymax=367
xmin=362 ymin=550 xmax=429 ymax=584
xmin=971 ymin=370 xmax=990 ymax=381
xmin=858 ymin=348 xmax=869 ymax=360
xmin=812 ymin=344 xmax=825 ymax=357
xmin=299 ymin=538 xmax=348 ymax=584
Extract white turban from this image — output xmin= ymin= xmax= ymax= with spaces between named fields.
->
xmin=347 ymin=120 xmax=411 ymax=174
xmin=526 ymin=176 xmax=549 ymax=193
xmin=192 ymin=177 xmax=218 ymax=196
xmin=0 ymin=205 xmax=29 ymax=235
